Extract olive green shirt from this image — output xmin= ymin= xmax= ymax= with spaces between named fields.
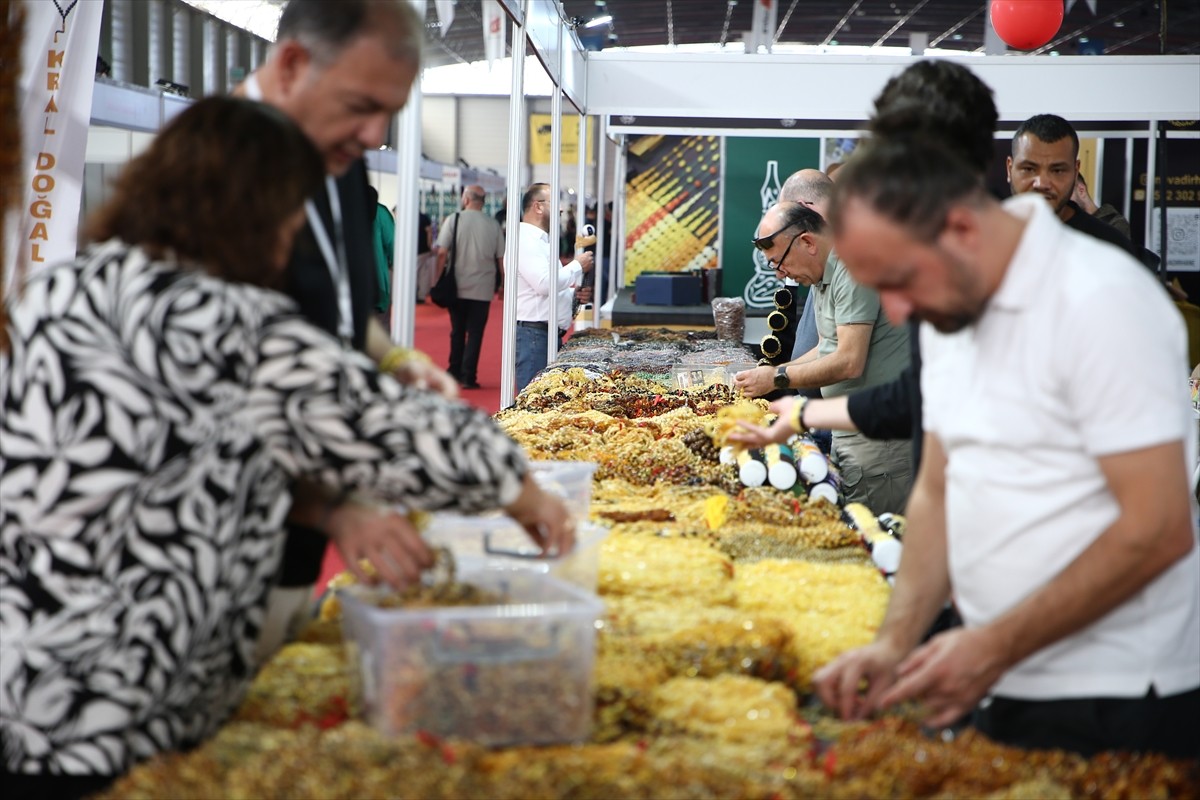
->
xmin=811 ymin=249 xmax=910 ymax=407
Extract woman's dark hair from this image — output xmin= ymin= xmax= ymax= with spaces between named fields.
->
xmin=85 ymin=96 xmax=324 ymax=286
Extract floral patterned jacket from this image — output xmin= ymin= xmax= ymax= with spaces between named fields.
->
xmin=0 ymin=240 xmax=527 ymax=777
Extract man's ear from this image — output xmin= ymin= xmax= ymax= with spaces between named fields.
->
xmin=274 ymin=39 xmax=313 ymax=99
xmin=940 ymin=204 xmax=980 ymax=253
xmin=800 ymin=231 xmax=819 ymax=254
xmin=1005 ymin=155 xmax=1014 ymax=185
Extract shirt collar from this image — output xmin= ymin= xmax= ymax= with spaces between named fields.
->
xmin=520 ymin=220 xmax=549 ymax=243
xmin=988 ymin=194 xmax=1063 ymax=312
xmin=818 ymin=247 xmax=840 ymax=287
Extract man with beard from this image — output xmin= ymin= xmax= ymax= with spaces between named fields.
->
xmin=1007 ymin=114 xmax=1143 ymax=260
xmin=814 ymin=134 xmax=1199 ymax=760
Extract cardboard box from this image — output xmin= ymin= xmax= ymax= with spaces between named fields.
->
xmin=634 ymin=272 xmax=703 ymax=306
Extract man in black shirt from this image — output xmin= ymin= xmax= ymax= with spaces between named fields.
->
xmin=239 ymin=0 xmax=457 ymax=661
xmin=1006 ymin=114 xmax=1145 ymax=261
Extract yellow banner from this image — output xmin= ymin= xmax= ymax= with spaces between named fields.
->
xmin=529 ymin=115 xmax=594 ymax=165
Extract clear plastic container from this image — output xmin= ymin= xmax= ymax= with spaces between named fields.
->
xmin=338 ymin=571 xmax=603 ymax=747
xmin=530 ymin=460 xmax=597 ymax=522
xmin=423 ymin=516 xmax=609 ymax=591
xmin=672 ymin=362 xmax=757 ymax=389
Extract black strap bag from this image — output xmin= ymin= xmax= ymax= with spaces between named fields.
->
xmin=429 ymin=212 xmax=459 ymax=309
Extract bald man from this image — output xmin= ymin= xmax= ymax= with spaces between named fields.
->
xmin=435 ymin=184 xmax=505 ymax=389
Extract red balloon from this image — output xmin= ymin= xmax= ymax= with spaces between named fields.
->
xmin=990 ymin=0 xmax=1064 ymax=50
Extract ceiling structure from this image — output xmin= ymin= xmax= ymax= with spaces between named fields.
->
xmin=428 ymin=0 xmax=1199 ymax=67
xmin=186 ymin=1 xmax=1199 ymax=69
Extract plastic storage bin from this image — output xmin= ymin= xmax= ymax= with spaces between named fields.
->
xmin=338 ymin=571 xmax=603 ymax=747
xmin=423 ymin=516 xmax=609 ymax=591
xmin=672 ymin=362 xmax=757 ymax=389
xmin=530 ymin=460 xmax=597 ymax=523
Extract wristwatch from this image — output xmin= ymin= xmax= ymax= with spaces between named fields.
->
xmin=773 ymin=364 xmax=791 ymax=391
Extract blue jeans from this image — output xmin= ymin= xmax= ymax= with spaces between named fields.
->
xmin=515 ymin=323 xmax=563 ymax=394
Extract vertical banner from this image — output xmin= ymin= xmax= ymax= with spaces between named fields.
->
xmin=9 ymin=0 xmax=103 ymax=289
xmin=721 ymin=136 xmax=820 ymax=312
xmin=529 ymin=114 xmax=594 ymax=165
xmin=483 ymin=0 xmax=505 ymax=69
xmin=621 ymin=134 xmax=720 ymax=284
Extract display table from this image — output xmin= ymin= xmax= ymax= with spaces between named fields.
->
xmin=97 ymin=332 xmax=1200 ymax=799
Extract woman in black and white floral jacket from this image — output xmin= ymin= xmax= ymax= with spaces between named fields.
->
xmin=0 ymin=97 xmax=572 ymax=799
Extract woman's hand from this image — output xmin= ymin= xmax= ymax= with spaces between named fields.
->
xmin=325 ymin=499 xmax=434 ymax=590
xmin=726 ymin=396 xmax=796 ymax=448
xmin=503 ymin=473 xmax=576 ymax=556
xmin=393 ymin=358 xmax=459 ymax=400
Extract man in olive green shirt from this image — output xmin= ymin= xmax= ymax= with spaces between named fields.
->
xmin=734 ymin=202 xmax=912 ymax=514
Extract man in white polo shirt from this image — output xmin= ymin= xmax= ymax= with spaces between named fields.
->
xmin=815 ymin=135 xmax=1199 ymax=759
xmin=514 ymin=182 xmax=593 ymax=392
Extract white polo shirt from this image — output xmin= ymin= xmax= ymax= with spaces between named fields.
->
xmin=921 ymin=194 xmax=1200 ymax=700
xmin=515 ymin=221 xmax=583 ymax=331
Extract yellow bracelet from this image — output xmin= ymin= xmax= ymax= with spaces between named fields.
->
xmin=379 ymin=346 xmax=431 ymax=374
xmin=788 ymin=396 xmax=809 ymax=433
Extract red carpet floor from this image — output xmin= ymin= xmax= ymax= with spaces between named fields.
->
xmin=315 ymin=297 xmax=508 ymax=589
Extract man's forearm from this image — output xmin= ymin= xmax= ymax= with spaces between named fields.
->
xmin=875 ymin=432 xmax=952 ymax=653
xmin=783 ymin=350 xmax=863 ymax=389
xmin=801 ymin=395 xmax=857 ymax=433
xmin=364 ymin=317 xmax=396 ymax=363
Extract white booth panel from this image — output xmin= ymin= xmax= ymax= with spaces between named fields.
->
xmin=585 ymin=54 xmax=1200 ymax=123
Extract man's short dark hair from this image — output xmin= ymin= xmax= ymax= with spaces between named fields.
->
xmin=276 ymin=0 xmax=422 ymax=64
xmin=522 ymin=183 xmax=548 ymax=215
xmin=830 ymin=138 xmax=987 ymax=244
xmin=870 ymin=61 xmax=998 ymax=175
xmin=776 ymin=201 xmax=828 ymax=236
xmin=1013 ymin=114 xmax=1079 ymax=159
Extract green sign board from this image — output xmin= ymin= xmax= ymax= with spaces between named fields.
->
xmin=720 ymin=137 xmax=820 ymax=312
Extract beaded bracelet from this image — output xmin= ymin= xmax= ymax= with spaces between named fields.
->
xmin=379 ymin=346 xmax=431 ymax=374
xmin=788 ymin=396 xmax=809 ymax=433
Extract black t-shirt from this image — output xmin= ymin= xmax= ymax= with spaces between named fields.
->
xmin=285 ymin=160 xmax=378 ymax=352
xmin=1062 ymin=200 xmax=1141 ymax=261
xmin=279 ymin=160 xmax=379 ymax=585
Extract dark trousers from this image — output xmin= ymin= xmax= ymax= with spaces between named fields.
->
xmin=974 ymin=686 xmax=1200 ymax=760
xmin=448 ymin=298 xmax=491 ymax=384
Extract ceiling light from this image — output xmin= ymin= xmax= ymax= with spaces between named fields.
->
xmin=1114 ymin=20 xmax=1125 ymax=28
xmin=951 ymin=33 xmax=963 ymax=41
xmin=586 ymin=14 xmax=612 ymax=28
xmin=1080 ymin=36 xmax=1089 ymax=43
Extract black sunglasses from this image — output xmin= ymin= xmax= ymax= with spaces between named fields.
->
xmin=752 ymin=222 xmax=797 ymax=251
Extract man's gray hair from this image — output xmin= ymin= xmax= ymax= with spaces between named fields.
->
xmin=275 ymin=0 xmax=423 ymax=65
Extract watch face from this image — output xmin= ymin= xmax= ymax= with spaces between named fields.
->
xmin=774 ymin=368 xmax=789 ymax=389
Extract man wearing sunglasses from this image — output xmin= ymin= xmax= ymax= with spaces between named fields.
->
xmin=734 ymin=202 xmax=912 ymax=516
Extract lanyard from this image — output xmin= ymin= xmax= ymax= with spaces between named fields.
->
xmin=244 ymin=74 xmax=354 ymax=346
xmin=305 ymin=179 xmax=355 ymax=345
